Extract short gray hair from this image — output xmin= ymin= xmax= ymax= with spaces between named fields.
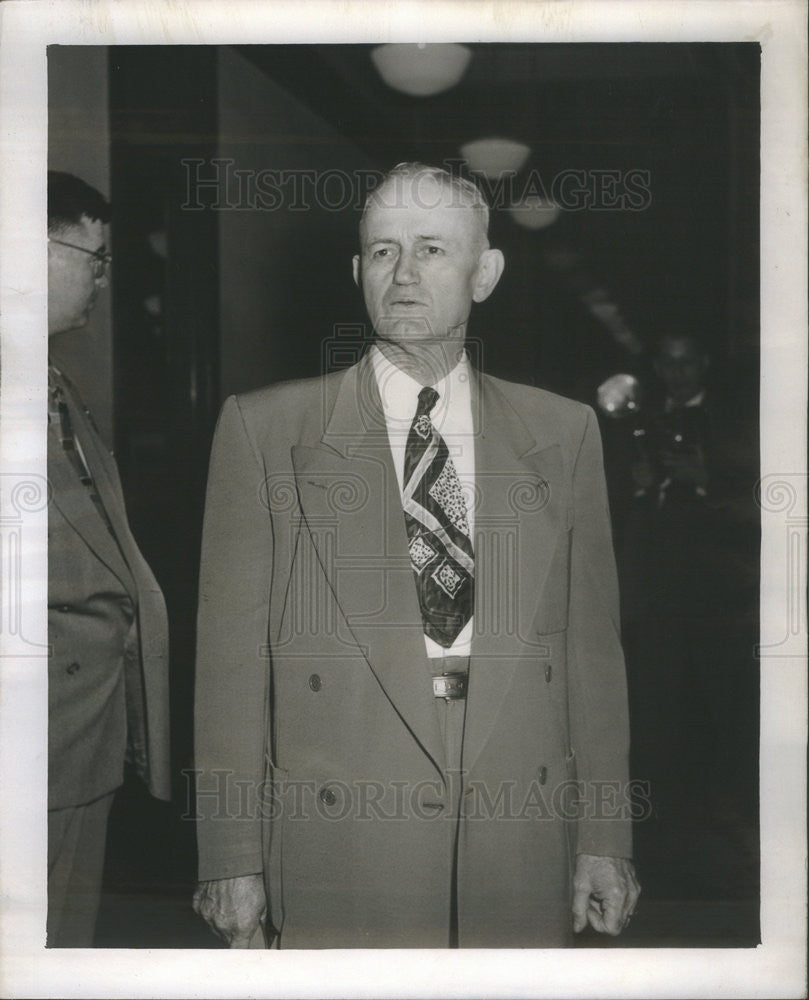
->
xmin=360 ymin=162 xmax=490 ymax=247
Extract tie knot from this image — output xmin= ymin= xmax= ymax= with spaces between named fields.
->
xmin=417 ymin=386 xmax=439 ymax=417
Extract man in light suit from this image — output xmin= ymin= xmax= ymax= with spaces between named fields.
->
xmin=193 ymin=163 xmax=639 ymax=948
xmin=47 ymin=172 xmax=171 ymax=946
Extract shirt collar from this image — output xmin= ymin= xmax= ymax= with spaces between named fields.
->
xmin=369 ymin=344 xmax=470 ymax=429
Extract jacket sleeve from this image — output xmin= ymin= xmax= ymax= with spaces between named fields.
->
xmin=194 ymin=395 xmax=273 ymax=881
xmin=566 ymin=406 xmax=633 ymax=859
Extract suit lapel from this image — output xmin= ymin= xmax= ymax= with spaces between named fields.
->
xmin=47 ymin=407 xmax=137 ymax=599
xmin=291 ymin=361 xmax=567 ymax=777
xmin=292 ymin=357 xmax=446 ymax=774
xmin=67 ymin=395 xmax=147 ymax=579
xmin=463 ymin=373 xmax=564 ymax=773
xmin=66 ymin=393 xmax=167 ymax=656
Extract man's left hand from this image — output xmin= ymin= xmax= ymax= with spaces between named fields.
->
xmin=572 ymin=854 xmax=640 ymax=935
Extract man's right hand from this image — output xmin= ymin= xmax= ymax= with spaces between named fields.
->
xmin=192 ymin=874 xmax=267 ymax=948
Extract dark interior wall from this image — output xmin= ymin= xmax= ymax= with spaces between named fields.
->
xmin=464 ymin=51 xmax=760 ymax=399
xmin=48 ymin=45 xmax=113 ymax=445
xmin=109 ymin=46 xmax=220 ymax=785
xmin=217 ymin=47 xmax=374 ymax=399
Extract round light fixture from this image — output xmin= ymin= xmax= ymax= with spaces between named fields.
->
xmin=507 ymin=195 xmax=562 ymax=230
xmin=370 ymin=43 xmax=472 ymax=97
xmin=460 ymin=138 xmax=531 ymax=179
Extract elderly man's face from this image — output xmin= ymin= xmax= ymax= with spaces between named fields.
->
xmin=47 ymin=215 xmax=108 ymax=336
xmin=353 ymin=175 xmax=499 ymax=347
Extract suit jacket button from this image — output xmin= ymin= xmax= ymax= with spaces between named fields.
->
xmin=308 ymin=674 xmax=322 ymax=692
xmin=66 ymin=662 xmax=80 ymax=675
xmin=545 ymin=663 xmax=552 ymax=683
xmin=57 ymin=605 xmax=71 ymax=613
xmin=538 ymin=766 xmax=548 ymax=785
xmin=319 ymin=787 xmax=336 ymax=806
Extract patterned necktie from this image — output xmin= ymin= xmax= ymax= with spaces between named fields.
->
xmin=403 ymin=386 xmax=474 ymax=647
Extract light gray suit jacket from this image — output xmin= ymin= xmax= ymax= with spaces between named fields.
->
xmin=195 ymin=353 xmax=631 ymax=947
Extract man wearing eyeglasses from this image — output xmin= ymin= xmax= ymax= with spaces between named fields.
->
xmin=46 ymin=171 xmax=170 ymax=946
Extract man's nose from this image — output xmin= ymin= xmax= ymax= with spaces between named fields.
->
xmin=94 ymin=272 xmax=109 ymax=290
xmin=393 ymin=249 xmax=419 ymax=284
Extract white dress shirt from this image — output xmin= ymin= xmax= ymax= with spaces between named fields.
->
xmin=370 ymin=345 xmax=475 ymax=658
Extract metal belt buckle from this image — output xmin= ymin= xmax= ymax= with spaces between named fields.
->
xmin=432 ymin=672 xmax=467 ymax=701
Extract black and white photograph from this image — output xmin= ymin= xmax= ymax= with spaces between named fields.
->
xmin=0 ymin=2 xmax=805 ymax=998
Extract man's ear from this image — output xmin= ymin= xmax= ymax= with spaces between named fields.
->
xmin=352 ymin=254 xmax=360 ymax=287
xmin=472 ymin=249 xmax=505 ymax=303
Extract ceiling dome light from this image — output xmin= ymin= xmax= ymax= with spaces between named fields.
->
xmin=507 ymin=194 xmax=562 ymax=230
xmin=371 ymin=43 xmax=472 ymax=97
xmin=460 ymin=138 xmax=531 ymax=179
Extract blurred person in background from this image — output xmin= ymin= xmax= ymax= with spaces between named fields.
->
xmin=601 ymin=331 xmax=759 ymax=902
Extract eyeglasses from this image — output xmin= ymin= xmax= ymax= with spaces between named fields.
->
xmin=49 ymin=237 xmax=112 ymax=279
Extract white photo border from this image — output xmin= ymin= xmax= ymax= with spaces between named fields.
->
xmin=1 ymin=2 xmax=806 ymax=997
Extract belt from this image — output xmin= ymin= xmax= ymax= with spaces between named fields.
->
xmin=431 ymin=656 xmax=470 ymax=701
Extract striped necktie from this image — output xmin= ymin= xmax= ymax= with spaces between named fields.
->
xmin=402 ymin=386 xmax=474 ymax=647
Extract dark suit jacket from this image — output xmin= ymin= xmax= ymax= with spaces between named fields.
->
xmin=194 ymin=353 xmax=631 ymax=947
xmin=48 ymin=369 xmax=170 ymax=810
